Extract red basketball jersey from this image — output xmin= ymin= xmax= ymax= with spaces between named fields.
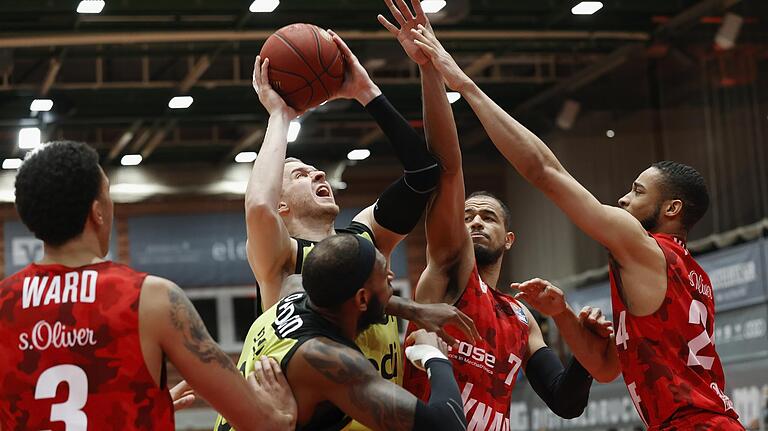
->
xmin=404 ymin=264 xmax=529 ymax=431
xmin=0 ymin=261 xmax=174 ymax=431
xmin=610 ymin=233 xmax=741 ymax=429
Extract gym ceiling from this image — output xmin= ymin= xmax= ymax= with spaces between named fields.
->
xmin=0 ymin=0 xmax=765 ymax=168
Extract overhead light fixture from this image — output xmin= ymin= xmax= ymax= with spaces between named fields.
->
xmin=2 ymin=158 xmax=22 ymax=170
xmin=249 ymin=0 xmax=280 ymax=13
xmin=287 ymin=121 xmax=301 ymax=143
xmin=18 ymin=127 xmax=41 ymax=149
xmin=30 ymin=99 xmax=53 ymax=112
xmin=120 ymin=154 xmax=143 ymax=166
xmin=168 ymin=96 xmax=193 ymax=109
xmin=347 ymin=149 xmax=371 ymax=161
xmin=447 ymin=92 xmax=461 ymax=104
xmin=421 ymin=0 xmax=446 ymax=14
xmin=76 ymin=0 xmax=105 ymax=14
xmin=606 ymin=129 xmax=615 ymax=138
xmin=571 ymin=1 xmax=603 ymax=15
xmin=235 ymin=151 xmax=258 ymax=163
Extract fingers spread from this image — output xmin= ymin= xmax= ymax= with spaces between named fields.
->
xmin=377 ymin=14 xmax=400 ymax=34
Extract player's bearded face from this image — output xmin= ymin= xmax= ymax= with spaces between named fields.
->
xmin=358 ymin=292 xmax=388 ymax=332
xmin=474 ymin=242 xmax=505 ymax=266
xmin=619 ymin=167 xmax=665 ymax=232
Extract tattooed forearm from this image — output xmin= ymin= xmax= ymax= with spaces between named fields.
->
xmin=168 ymin=286 xmax=238 ymax=373
xmin=303 ymin=340 xmax=415 ymax=431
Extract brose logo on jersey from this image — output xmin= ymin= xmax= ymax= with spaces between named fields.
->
xmin=449 ymin=341 xmax=496 ymax=371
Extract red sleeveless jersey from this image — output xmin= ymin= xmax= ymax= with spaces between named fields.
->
xmin=610 ymin=233 xmax=742 ymax=430
xmin=0 ymin=261 xmax=174 ymax=431
xmin=404 ymin=264 xmax=529 ymax=431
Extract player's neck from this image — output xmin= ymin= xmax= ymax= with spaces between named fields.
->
xmin=477 ymin=259 xmax=503 ymax=291
xmin=287 ymin=216 xmax=335 ymax=242
xmin=651 ymin=223 xmax=688 ymax=242
xmin=310 ymin=304 xmax=357 ymax=341
xmin=39 ymin=235 xmax=105 ymax=268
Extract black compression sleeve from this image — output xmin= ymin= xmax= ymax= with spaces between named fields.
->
xmin=524 ymin=347 xmax=592 ymax=419
xmin=373 ymin=177 xmax=430 ymax=235
xmin=364 ymin=94 xmax=438 ymax=174
xmin=413 ymin=358 xmax=467 ymax=431
xmin=365 ymin=94 xmax=439 ymax=234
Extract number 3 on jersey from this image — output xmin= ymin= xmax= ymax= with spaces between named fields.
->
xmin=615 ymin=310 xmax=629 ymax=350
xmin=35 ymin=365 xmax=88 ymax=431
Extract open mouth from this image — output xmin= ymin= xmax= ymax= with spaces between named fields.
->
xmin=315 ymin=184 xmax=332 ymax=198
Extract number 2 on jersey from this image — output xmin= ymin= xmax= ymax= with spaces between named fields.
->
xmin=35 ymin=364 xmax=88 ymax=431
xmin=687 ymin=299 xmax=714 ymax=369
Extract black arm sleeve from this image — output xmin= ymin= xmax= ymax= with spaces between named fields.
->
xmin=524 ymin=347 xmax=593 ymax=419
xmin=365 ymin=94 xmax=440 ymax=235
xmin=412 ymin=358 xmax=467 ymax=431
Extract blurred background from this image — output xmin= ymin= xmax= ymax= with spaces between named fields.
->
xmin=0 ymin=0 xmax=766 ymax=429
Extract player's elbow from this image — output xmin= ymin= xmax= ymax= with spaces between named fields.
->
xmin=245 ymin=198 xmax=278 ymax=225
xmin=549 ymin=399 xmax=588 ymax=420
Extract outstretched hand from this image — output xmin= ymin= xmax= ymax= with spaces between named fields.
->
xmin=578 ymin=306 xmax=614 ymax=339
xmin=512 ymin=278 xmax=568 ymax=317
xmin=409 ymin=25 xmax=473 ymax=92
xmin=409 ymin=302 xmax=481 ymax=347
xmin=252 ymin=55 xmax=299 ymax=119
xmin=377 ymin=0 xmax=432 ymax=65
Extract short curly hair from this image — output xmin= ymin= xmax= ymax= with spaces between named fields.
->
xmin=651 ymin=161 xmax=709 ymax=232
xmin=14 ymin=141 xmax=103 ymax=246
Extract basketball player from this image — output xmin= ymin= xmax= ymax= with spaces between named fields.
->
xmin=215 ymin=234 xmax=467 ymax=431
xmin=379 ymin=1 xmax=622 ymax=429
xmin=247 ymin=28 xmax=479 ymax=405
xmin=0 ymin=141 xmax=296 ymax=431
xmin=410 ymin=21 xmax=744 ymax=430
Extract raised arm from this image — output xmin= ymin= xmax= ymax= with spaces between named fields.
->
xmin=379 ymin=0 xmax=474 ymax=304
xmin=245 ymin=56 xmax=299 ymax=310
xmin=411 ymin=26 xmax=660 ymax=269
xmin=140 ymin=276 xmax=296 ymax=431
xmin=292 ymin=332 xmax=466 ymax=431
xmin=325 ymin=30 xmax=440 ymax=257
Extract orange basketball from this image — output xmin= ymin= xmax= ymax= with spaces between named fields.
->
xmin=259 ymin=23 xmax=345 ymax=112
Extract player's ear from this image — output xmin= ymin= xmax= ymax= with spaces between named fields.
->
xmin=664 ymin=199 xmax=683 ymax=218
xmin=277 ymin=201 xmax=289 ymax=215
xmin=505 ymin=231 xmax=515 ymax=250
xmin=90 ymin=198 xmax=105 ymax=226
xmin=353 ymin=288 xmax=369 ymax=312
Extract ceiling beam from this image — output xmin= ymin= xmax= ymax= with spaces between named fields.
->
xmin=513 ymin=0 xmax=743 ymax=115
xmin=178 ymin=55 xmax=211 ymax=93
xmin=39 ymin=58 xmax=61 ymax=96
xmin=107 ymin=120 xmax=143 ymax=163
xmin=0 ymin=30 xmax=650 ymax=49
xmin=221 ymin=128 xmax=265 ymax=163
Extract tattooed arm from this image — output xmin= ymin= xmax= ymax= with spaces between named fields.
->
xmin=139 ymin=276 xmax=296 ymax=431
xmin=290 ymin=336 xmax=466 ymax=431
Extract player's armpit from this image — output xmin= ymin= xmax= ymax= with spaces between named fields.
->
xmin=295 ymin=338 xmax=417 ymax=431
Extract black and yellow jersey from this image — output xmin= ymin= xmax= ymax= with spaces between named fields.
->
xmin=214 ymin=292 xmax=361 ymax=431
xmin=294 ymin=222 xmax=402 ymax=431
xmin=293 ymin=222 xmax=402 ymax=385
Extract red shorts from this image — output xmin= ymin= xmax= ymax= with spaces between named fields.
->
xmin=654 ymin=414 xmax=745 ymax=431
